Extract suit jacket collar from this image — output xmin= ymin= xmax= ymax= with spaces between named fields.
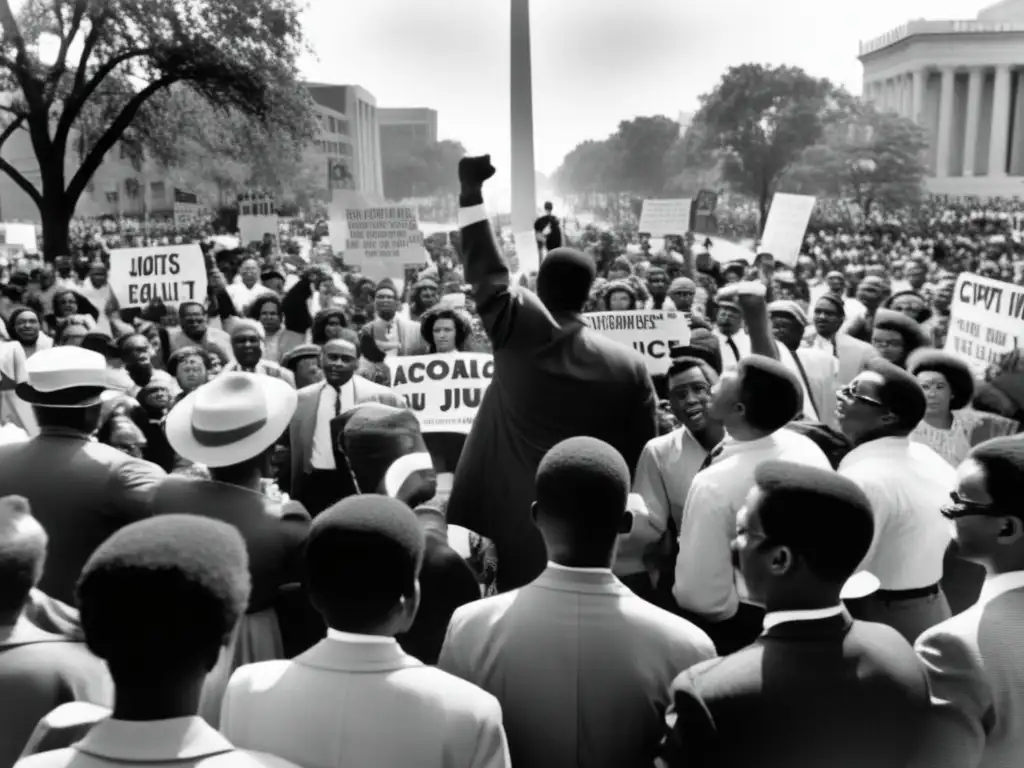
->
xmin=532 ymin=565 xmax=632 ymax=596
xmin=75 ymin=716 xmax=234 ymax=762
xmin=297 ymin=636 xmax=422 ymax=673
xmin=761 ymin=609 xmax=853 ymax=641
xmin=0 ymin=616 xmax=65 ymax=650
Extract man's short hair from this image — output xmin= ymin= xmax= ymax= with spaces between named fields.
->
xmin=967 ymin=435 xmax=1024 ymax=515
xmin=0 ymin=496 xmax=46 ymax=614
xmin=863 ymin=357 xmax=926 ymax=431
xmin=305 ymin=495 xmax=425 ymax=630
xmin=76 ymin=515 xmax=249 ymax=679
xmin=535 ymin=437 xmax=629 ymax=533
xmin=667 ymin=356 xmax=717 ymax=386
xmin=755 ymin=461 xmax=874 ymax=584
xmin=737 ymin=355 xmax=803 ymax=432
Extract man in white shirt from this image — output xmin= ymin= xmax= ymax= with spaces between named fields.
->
xmin=625 ymin=356 xmax=725 ymax=602
xmin=911 ymin=435 xmax=1024 ymax=768
xmin=227 ymin=256 xmax=274 ymax=315
xmin=673 ymin=355 xmax=831 ymax=653
xmin=713 ymin=297 xmax=750 ymax=371
xmin=837 ymin=357 xmax=956 ymax=643
xmin=17 ymin=515 xmax=298 ymax=768
xmin=221 ymin=494 xmax=511 ymax=768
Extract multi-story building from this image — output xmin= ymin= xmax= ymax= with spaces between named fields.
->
xmin=306 ymin=83 xmax=384 ymax=201
xmin=380 ymin=107 xmax=439 ymax=159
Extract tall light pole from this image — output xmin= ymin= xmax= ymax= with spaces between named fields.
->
xmin=510 ymin=0 xmax=537 ymax=235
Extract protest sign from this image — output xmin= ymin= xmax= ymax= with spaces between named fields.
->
xmin=342 ymin=206 xmax=426 ymax=282
xmin=108 ymin=244 xmax=207 ymax=309
xmin=582 ymin=310 xmax=691 ymax=375
xmin=237 ymin=191 xmax=278 ymax=246
xmin=390 ymin=353 xmax=494 ymax=434
xmin=0 ymin=223 xmax=37 ymax=253
xmin=944 ymin=273 xmax=1024 ymax=374
xmin=638 ymin=199 xmax=692 ymax=237
xmin=759 ymin=193 xmax=816 ymax=266
xmin=173 ymin=202 xmax=208 ymax=229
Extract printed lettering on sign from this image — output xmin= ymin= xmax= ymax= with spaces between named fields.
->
xmin=108 ymin=244 xmax=208 ymax=309
xmin=944 ymin=273 xmax=1024 ymax=375
xmin=582 ymin=310 xmax=691 ymax=375
xmin=389 ymin=353 xmax=495 ymax=433
xmin=343 ymin=206 xmax=426 ymax=281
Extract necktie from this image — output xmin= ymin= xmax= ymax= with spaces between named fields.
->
xmin=699 ymin=441 xmax=726 ymax=472
xmin=334 ymin=386 xmax=342 ymax=417
xmin=726 ymin=337 xmax=740 ymax=362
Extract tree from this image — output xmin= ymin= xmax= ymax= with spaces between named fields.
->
xmin=0 ymin=0 xmax=314 ymax=259
xmin=382 ymin=138 xmax=467 ymax=200
xmin=552 ymin=138 xmax=615 ymax=197
xmin=784 ymin=98 xmax=927 ymax=214
xmin=686 ymin=64 xmax=836 ymax=232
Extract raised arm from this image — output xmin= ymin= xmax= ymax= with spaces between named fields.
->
xmin=458 ymin=155 xmax=558 ymax=351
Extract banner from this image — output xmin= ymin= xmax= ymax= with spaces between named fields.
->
xmin=638 ymin=199 xmax=692 ymax=237
xmin=389 ymin=353 xmax=494 ymax=434
xmin=582 ymin=310 xmax=691 ymax=375
xmin=173 ymin=202 xmax=208 ymax=229
xmin=237 ymin=191 xmax=279 ymax=246
xmin=944 ymin=273 xmax=1024 ymax=374
xmin=108 ymin=243 xmax=208 ymax=308
xmin=342 ymin=206 xmax=425 ymax=281
xmin=759 ymin=193 xmax=816 ymax=266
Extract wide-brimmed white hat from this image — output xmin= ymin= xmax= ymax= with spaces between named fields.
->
xmin=165 ymin=372 xmax=297 ymax=468
xmin=16 ymin=347 xmax=126 ymax=407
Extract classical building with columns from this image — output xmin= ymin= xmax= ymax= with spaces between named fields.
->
xmin=859 ymin=0 xmax=1024 ymax=199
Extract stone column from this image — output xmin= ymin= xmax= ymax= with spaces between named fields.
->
xmin=1010 ymin=71 xmax=1024 ymax=175
xmin=510 ymin=0 xmax=538 ymax=236
xmin=912 ymin=69 xmax=927 ymax=125
xmin=935 ymin=67 xmax=956 ymax=177
xmin=901 ymin=74 xmax=913 ymax=117
xmin=963 ymin=68 xmax=984 ymax=176
xmin=990 ymin=65 xmax=1012 ymax=177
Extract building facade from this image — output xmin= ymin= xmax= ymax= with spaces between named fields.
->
xmin=859 ymin=0 xmax=1024 ymax=199
xmin=379 ymin=108 xmax=438 ymax=159
xmin=306 ymin=83 xmax=384 ymax=202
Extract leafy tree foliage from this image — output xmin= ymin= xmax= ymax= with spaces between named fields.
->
xmin=0 ymin=0 xmax=314 ymax=259
xmin=684 ymin=64 xmax=836 ymax=232
xmin=382 ymin=139 xmax=467 ymax=200
xmin=783 ymin=98 xmax=927 ymax=214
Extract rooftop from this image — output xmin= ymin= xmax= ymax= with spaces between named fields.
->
xmin=859 ymin=0 xmax=1024 ymax=58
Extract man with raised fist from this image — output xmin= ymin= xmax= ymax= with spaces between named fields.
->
xmin=446 ymin=155 xmax=657 ymax=591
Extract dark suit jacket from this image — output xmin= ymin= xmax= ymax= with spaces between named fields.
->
xmin=397 ymin=531 xmax=481 ymax=664
xmin=658 ymin=612 xmax=930 ymax=768
xmin=0 ymin=429 xmax=166 ymax=605
xmin=446 ymin=207 xmax=658 ymax=590
xmin=151 ymin=476 xmax=310 ymax=613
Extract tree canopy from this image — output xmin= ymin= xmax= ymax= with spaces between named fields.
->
xmin=382 ymin=138 xmax=467 ymax=200
xmin=0 ymin=0 xmax=315 ymax=258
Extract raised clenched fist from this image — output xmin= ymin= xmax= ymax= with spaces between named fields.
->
xmin=458 ymin=155 xmax=496 ymax=188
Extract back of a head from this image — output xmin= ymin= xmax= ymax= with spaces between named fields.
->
xmin=0 ymin=495 xmax=46 ymax=616
xmin=755 ymin=461 xmax=874 ymax=584
xmin=863 ymin=356 xmax=927 ymax=432
xmin=535 ymin=437 xmax=629 ymax=537
xmin=737 ymin=355 xmax=803 ymax=433
xmin=76 ymin=515 xmax=250 ymax=679
xmin=537 ymin=248 xmax=596 ymax=313
xmin=967 ymin=435 xmax=1024 ymax=516
xmin=306 ymin=494 xmax=426 ymax=631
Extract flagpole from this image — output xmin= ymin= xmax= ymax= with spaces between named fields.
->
xmin=510 ymin=0 xmax=537 ymax=236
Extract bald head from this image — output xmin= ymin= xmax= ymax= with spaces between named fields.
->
xmin=0 ymin=496 xmax=47 ymax=615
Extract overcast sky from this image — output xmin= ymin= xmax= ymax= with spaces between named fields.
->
xmin=301 ymin=0 xmax=994 ymax=174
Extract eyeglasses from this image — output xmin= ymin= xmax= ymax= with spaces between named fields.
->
xmin=940 ymin=491 xmax=1005 ymax=520
xmin=838 ymin=383 xmax=884 ymax=407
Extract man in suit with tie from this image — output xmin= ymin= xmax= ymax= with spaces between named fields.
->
xmin=446 ymin=155 xmax=658 ymax=591
xmin=911 ymin=435 xmax=1024 ymax=768
xmin=658 ymin=461 xmax=930 ymax=768
xmin=288 ymin=334 xmax=403 ymax=516
xmin=804 ymin=295 xmax=879 ymax=386
xmin=713 ymin=296 xmax=749 ymax=371
xmin=220 ymin=494 xmax=511 ymax=768
xmin=439 ymin=437 xmax=715 ymax=768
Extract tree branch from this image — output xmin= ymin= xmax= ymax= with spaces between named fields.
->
xmin=0 ymin=0 xmax=45 ymax=115
xmin=0 ymin=114 xmax=25 ymax=149
xmin=0 ymin=154 xmax=42 ymax=208
xmin=65 ymin=75 xmax=175 ymax=206
xmin=44 ymin=0 xmax=88 ymax=99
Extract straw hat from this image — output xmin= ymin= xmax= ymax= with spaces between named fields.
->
xmin=16 ymin=347 xmax=125 ymax=408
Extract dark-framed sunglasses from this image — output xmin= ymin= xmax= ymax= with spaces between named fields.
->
xmin=940 ymin=491 xmax=1005 ymax=520
xmin=838 ymin=382 xmax=884 ymax=408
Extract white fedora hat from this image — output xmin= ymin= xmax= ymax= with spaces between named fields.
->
xmin=165 ymin=372 xmax=298 ymax=468
xmin=16 ymin=347 xmax=126 ymax=407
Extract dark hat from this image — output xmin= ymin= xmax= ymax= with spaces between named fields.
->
xmin=671 ymin=327 xmax=722 ymax=374
xmin=280 ymin=344 xmax=321 ymax=371
xmin=334 ymin=403 xmax=436 ymax=508
xmin=967 ymin=435 xmax=1024 ymax=508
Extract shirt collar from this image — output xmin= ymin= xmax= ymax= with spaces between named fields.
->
xmin=547 ymin=560 xmax=613 ymax=575
xmin=979 ymin=570 xmax=1024 ymax=604
xmin=763 ymin=605 xmax=843 ymax=631
xmin=326 ymin=628 xmax=397 ymax=645
xmin=720 ymin=431 xmax=778 ymax=452
xmin=75 ymin=716 xmax=234 ymax=762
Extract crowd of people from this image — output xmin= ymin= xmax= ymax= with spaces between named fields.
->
xmin=0 ymin=152 xmax=1021 ymax=768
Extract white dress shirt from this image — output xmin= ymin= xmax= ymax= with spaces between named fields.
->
xmin=839 ymin=436 xmax=957 ymax=591
xmin=622 ymin=427 xmax=708 ymax=576
xmin=310 ymin=382 xmax=354 ymax=470
xmin=762 ymin=604 xmax=843 ymax=631
xmin=673 ymin=429 xmax=831 ymax=621
xmin=977 ymin=570 xmax=1024 ymax=604
xmin=327 ymin=629 xmax=397 ymax=645
xmin=713 ymin=329 xmax=750 ymax=371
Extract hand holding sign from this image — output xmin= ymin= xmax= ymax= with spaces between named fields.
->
xmin=108 ymin=244 xmax=208 ymax=309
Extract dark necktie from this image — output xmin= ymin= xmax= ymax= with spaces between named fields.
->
xmin=334 ymin=387 xmax=342 ymax=417
xmin=699 ymin=441 xmax=726 ymax=472
xmin=726 ymin=336 xmax=740 ymax=362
